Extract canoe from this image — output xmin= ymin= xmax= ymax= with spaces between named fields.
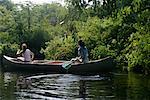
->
xmin=2 ymin=55 xmax=115 ymax=74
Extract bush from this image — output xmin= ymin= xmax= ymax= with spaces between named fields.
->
xmin=91 ymin=45 xmax=115 ymax=60
xmin=0 ymin=43 xmax=19 ymax=56
xmin=42 ymin=36 xmax=76 ymax=60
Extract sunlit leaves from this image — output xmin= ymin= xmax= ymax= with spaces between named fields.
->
xmin=42 ymin=36 xmax=76 ymax=60
xmin=91 ymin=45 xmax=115 ymax=59
xmin=132 ymin=0 xmax=142 ymax=12
xmin=0 ymin=43 xmax=19 ymax=56
xmin=75 ymin=17 xmax=102 ymax=50
xmin=0 ymin=0 xmax=149 ymax=73
xmin=126 ymin=23 xmax=150 ymax=71
xmin=0 ymin=6 xmax=16 ymax=33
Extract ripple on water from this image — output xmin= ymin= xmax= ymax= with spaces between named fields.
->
xmin=1 ymin=72 xmax=150 ymax=100
xmin=14 ymin=74 xmax=113 ymax=100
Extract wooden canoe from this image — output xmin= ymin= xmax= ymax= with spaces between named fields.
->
xmin=2 ymin=55 xmax=115 ymax=74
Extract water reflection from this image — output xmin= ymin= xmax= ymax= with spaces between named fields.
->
xmin=0 ymin=72 xmax=17 ymax=100
xmin=1 ymin=70 xmax=150 ymax=100
xmin=16 ymin=76 xmax=32 ymax=89
xmin=79 ymin=80 xmax=86 ymax=99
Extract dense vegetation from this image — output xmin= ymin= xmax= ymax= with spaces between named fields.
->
xmin=0 ymin=0 xmax=149 ymax=73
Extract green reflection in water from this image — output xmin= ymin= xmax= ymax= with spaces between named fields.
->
xmin=127 ymin=73 xmax=150 ymax=100
xmin=1 ymin=67 xmax=150 ymax=100
xmin=0 ymin=71 xmax=17 ymax=100
xmin=114 ymin=73 xmax=150 ymax=100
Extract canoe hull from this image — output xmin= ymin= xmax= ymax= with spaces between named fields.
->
xmin=2 ymin=55 xmax=115 ymax=74
xmin=2 ymin=56 xmax=66 ymax=73
xmin=68 ymin=57 xmax=115 ymax=74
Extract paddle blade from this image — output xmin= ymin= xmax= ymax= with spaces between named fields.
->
xmin=62 ymin=61 xmax=72 ymax=70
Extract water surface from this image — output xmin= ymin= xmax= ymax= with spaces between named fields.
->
xmin=0 ymin=68 xmax=150 ymax=100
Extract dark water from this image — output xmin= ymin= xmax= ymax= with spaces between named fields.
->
xmin=1 ymin=69 xmax=150 ymax=100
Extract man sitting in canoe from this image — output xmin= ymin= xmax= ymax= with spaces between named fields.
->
xmin=16 ymin=43 xmax=34 ymax=62
xmin=71 ymin=40 xmax=89 ymax=64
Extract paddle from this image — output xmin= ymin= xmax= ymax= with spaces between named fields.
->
xmin=62 ymin=61 xmax=72 ymax=70
xmin=62 ymin=57 xmax=81 ymax=70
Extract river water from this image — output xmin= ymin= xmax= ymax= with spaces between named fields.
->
xmin=0 ymin=68 xmax=150 ymax=100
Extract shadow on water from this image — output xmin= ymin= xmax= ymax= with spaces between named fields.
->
xmin=1 ymin=66 xmax=150 ymax=100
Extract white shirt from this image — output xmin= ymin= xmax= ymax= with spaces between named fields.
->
xmin=23 ymin=49 xmax=32 ymax=62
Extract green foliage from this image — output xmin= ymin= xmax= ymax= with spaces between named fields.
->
xmin=75 ymin=17 xmax=102 ymax=50
xmin=29 ymin=29 xmax=49 ymax=51
xmin=125 ymin=9 xmax=150 ymax=71
xmin=0 ymin=5 xmax=16 ymax=34
xmin=0 ymin=6 xmax=19 ymax=56
xmin=42 ymin=36 xmax=76 ymax=60
xmin=0 ymin=0 xmax=149 ymax=74
xmin=0 ymin=43 xmax=19 ymax=56
xmin=0 ymin=32 xmax=11 ymax=43
xmin=91 ymin=45 xmax=115 ymax=60
xmin=126 ymin=32 xmax=150 ymax=71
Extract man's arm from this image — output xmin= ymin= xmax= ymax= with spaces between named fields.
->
xmin=31 ymin=51 xmax=34 ymax=61
xmin=16 ymin=49 xmax=23 ymax=56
